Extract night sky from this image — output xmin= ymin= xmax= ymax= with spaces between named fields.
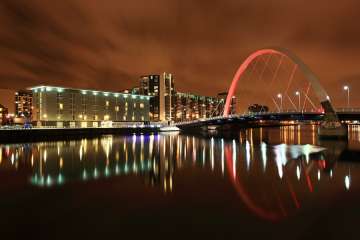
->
xmin=1 ymin=0 xmax=360 ymax=111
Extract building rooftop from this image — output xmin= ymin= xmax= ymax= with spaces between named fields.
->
xmin=28 ymin=85 xmax=151 ymax=100
xmin=176 ymin=91 xmax=223 ymax=101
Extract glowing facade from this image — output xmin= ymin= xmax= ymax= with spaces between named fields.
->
xmin=0 ymin=104 xmax=8 ymax=125
xmin=140 ymin=73 xmax=175 ymax=122
xmin=15 ymin=90 xmax=33 ymax=118
xmin=174 ymin=92 xmax=223 ymax=121
xmin=31 ymin=86 xmax=150 ymax=127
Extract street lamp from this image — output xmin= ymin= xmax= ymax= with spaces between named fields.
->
xmin=295 ymin=91 xmax=301 ymax=112
xmin=277 ymin=93 xmax=283 ymax=112
xmin=343 ymin=85 xmax=350 ymax=109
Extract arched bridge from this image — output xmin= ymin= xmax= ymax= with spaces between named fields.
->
xmin=176 ymin=48 xmax=350 ymax=137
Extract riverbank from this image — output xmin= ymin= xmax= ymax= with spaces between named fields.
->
xmin=0 ymin=127 xmax=160 ymax=143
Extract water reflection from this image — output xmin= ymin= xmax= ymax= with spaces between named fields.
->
xmin=0 ymin=125 xmax=359 ymax=221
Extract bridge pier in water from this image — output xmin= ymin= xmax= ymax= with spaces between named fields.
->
xmin=318 ymin=100 xmax=348 ymax=139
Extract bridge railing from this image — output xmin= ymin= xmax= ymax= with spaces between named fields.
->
xmin=335 ymin=108 xmax=360 ymax=113
xmin=174 ymin=110 xmax=318 ymax=125
xmin=174 ymin=108 xmax=360 ymax=126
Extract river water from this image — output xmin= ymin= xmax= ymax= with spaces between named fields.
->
xmin=1 ymin=125 xmax=360 ymax=239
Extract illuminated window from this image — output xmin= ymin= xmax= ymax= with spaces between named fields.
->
xmin=141 ymin=116 xmax=144 ymax=121
xmin=106 ymin=101 xmax=109 ymax=106
xmin=140 ymin=103 xmax=144 ymax=109
xmin=123 ymin=116 xmax=126 ymax=120
xmin=115 ymin=106 xmax=120 ymax=112
xmin=59 ymin=103 xmax=63 ymax=110
xmin=132 ymin=116 xmax=135 ymax=121
xmin=104 ymin=115 xmax=110 ymax=121
xmin=133 ymin=103 xmax=136 ymax=108
xmin=125 ymin=102 xmax=128 ymax=107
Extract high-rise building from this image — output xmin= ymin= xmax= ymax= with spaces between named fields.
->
xmin=140 ymin=73 xmax=175 ymax=122
xmin=163 ymin=73 xmax=175 ymax=121
xmin=140 ymin=75 xmax=160 ymax=121
xmin=217 ymin=92 xmax=237 ymax=115
xmin=31 ymin=86 xmax=150 ymax=128
xmin=15 ymin=90 xmax=33 ymax=118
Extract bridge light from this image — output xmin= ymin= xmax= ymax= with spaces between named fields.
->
xmin=277 ymin=93 xmax=283 ymax=112
xmin=343 ymin=85 xmax=350 ymax=108
xmin=295 ymin=91 xmax=301 ymax=111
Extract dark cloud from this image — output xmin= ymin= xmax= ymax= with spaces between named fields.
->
xmin=0 ymin=0 xmax=360 ymax=110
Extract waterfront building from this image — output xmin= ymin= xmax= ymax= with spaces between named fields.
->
xmin=0 ymin=104 xmax=9 ymax=125
xmin=217 ymin=92 xmax=237 ymax=115
xmin=174 ymin=92 xmax=223 ymax=122
xmin=15 ymin=90 xmax=33 ymax=118
xmin=30 ymin=86 xmax=150 ymax=128
xmin=138 ymin=73 xmax=237 ymax=122
xmin=140 ymin=73 xmax=174 ymax=122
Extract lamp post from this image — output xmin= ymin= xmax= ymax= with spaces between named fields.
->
xmin=295 ymin=91 xmax=301 ymax=112
xmin=277 ymin=93 xmax=283 ymax=112
xmin=343 ymin=85 xmax=350 ymax=109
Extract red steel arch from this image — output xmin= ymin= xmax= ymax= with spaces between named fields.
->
xmin=223 ymin=48 xmax=333 ymax=117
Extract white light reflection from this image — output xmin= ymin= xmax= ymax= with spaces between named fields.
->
xmin=345 ymin=175 xmax=351 ymax=190
xmin=221 ymin=139 xmax=224 ymax=175
xmin=273 ymin=144 xmax=287 ymax=179
xmin=245 ymin=140 xmax=250 ymax=171
xmin=211 ymin=138 xmax=214 ymax=171
xmin=260 ymin=142 xmax=267 ymax=172
xmin=296 ymin=166 xmax=301 ymax=180
xmin=82 ymin=170 xmax=87 ymax=180
xmin=79 ymin=146 xmax=83 ymax=161
xmin=232 ymin=140 xmax=236 ymax=178
xmin=44 ymin=150 xmax=47 ymax=163
xmin=192 ymin=139 xmax=196 ymax=164
xmin=46 ymin=175 xmax=52 ymax=186
xmin=149 ymin=134 xmax=154 ymax=157
xmin=202 ymin=145 xmax=205 ymax=166
xmin=57 ymin=174 xmax=64 ymax=184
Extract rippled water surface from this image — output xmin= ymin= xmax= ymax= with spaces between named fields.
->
xmin=1 ymin=125 xmax=360 ymax=239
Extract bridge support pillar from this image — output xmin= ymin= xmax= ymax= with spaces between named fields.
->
xmin=318 ymin=122 xmax=348 ymax=139
xmin=319 ymin=100 xmax=348 ymax=139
